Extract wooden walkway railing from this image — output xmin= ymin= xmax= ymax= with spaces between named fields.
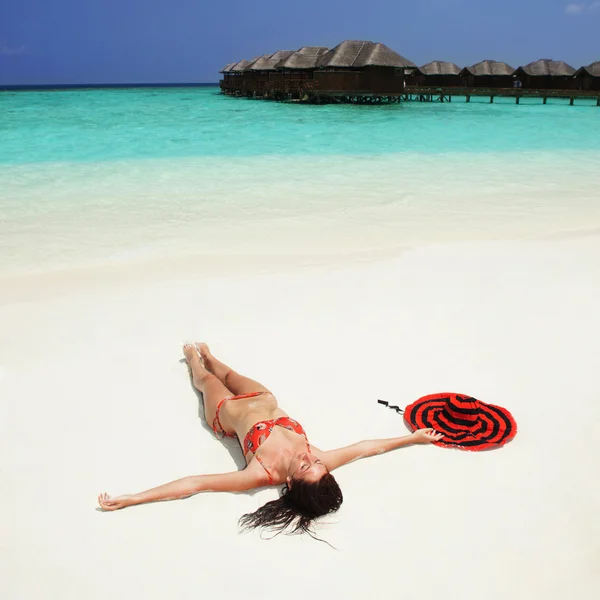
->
xmin=404 ymin=86 xmax=600 ymax=106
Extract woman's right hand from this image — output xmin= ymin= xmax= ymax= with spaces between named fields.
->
xmin=410 ymin=428 xmax=444 ymax=444
xmin=97 ymin=492 xmax=134 ymax=511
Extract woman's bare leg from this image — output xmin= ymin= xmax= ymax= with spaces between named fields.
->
xmin=182 ymin=343 xmax=235 ymax=431
xmin=196 ymin=343 xmax=271 ymax=395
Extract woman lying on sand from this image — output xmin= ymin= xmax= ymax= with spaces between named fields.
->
xmin=98 ymin=343 xmax=442 ymax=535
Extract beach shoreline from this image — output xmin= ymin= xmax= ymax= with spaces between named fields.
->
xmin=3 ymin=149 xmax=600 ymax=283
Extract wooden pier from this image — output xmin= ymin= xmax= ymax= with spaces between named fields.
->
xmin=222 ymin=84 xmax=600 ymax=106
xmin=403 ymin=86 xmax=600 ymax=106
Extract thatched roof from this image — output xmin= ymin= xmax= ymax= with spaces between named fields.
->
xmin=229 ymin=59 xmax=252 ymax=73
xmin=220 ymin=62 xmax=237 ymax=74
xmin=297 ymin=46 xmax=329 ymax=56
xmin=574 ymin=60 xmax=600 ymax=77
xmin=276 ymin=46 xmax=329 ymax=70
xmin=245 ymin=54 xmax=271 ymax=71
xmin=461 ymin=60 xmax=515 ymax=76
xmin=418 ymin=61 xmax=461 ymax=76
xmin=246 ymin=50 xmax=295 ymax=71
xmin=516 ymin=59 xmax=575 ymax=76
xmin=316 ymin=40 xmax=415 ymax=69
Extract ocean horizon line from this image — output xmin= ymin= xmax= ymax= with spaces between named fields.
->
xmin=0 ymin=82 xmax=219 ymax=92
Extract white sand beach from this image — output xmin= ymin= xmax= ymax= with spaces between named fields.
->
xmin=2 ymin=235 xmax=599 ymax=599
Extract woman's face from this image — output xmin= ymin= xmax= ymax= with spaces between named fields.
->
xmin=288 ymin=452 xmax=328 ymax=483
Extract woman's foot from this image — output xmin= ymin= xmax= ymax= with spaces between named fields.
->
xmin=196 ymin=343 xmax=213 ymax=371
xmin=183 ymin=343 xmax=210 ymax=388
xmin=183 ymin=342 xmax=201 ymax=364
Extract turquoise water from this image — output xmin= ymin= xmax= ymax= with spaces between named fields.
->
xmin=1 ymin=86 xmax=600 ymax=165
xmin=1 ymin=86 xmax=600 ymax=279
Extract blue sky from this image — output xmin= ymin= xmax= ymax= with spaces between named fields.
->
xmin=1 ymin=0 xmax=599 ymax=85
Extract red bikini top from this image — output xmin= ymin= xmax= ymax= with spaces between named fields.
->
xmin=243 ymin=417 xmax=309 ymax=485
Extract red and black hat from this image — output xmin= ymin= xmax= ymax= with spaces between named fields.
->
xmin=380 ymin=393 xmax=517 ymax=451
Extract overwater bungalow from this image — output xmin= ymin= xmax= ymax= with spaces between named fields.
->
xmin=573 ymin=61 xmax=600 ymax=91
xmin=244 ymin=50 xmax=295 ymax=96
xmin=273 ymin=47 xmax=329 ymax=95
xmin=513 ymin=59 xmax=576 ymax=90
xmin=219 ymin=63 xmax=236 ymax=90
xmin=309 ymin=40 xmax=415 ymax=99
xmin=219 ymin=61 xmax=238 ymax=92
xmin=220 ymin=59 xmax=254 ymax=94
xmin=406 ymin=61 xmax=462 ymax=87
xmin=459 ymin=60 xmax=515 ymax=88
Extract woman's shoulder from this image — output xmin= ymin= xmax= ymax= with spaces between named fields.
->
xmin=244 ymin=456 xmax=273 ymax=486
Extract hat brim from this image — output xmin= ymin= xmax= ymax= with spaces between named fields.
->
xmin=404 ymin=393 xmax=517 ymax=451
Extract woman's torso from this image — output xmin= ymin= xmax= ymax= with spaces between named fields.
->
xmin=219 ymin=392 xmax=312 ymax=481
xmin=221 ymin=391 xmax=285 ymax=442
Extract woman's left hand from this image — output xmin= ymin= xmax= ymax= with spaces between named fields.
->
xmin=97 ymin=492 xmax=134 ymax=511
xmin=410 ymin=428 xmax=444 ymax=444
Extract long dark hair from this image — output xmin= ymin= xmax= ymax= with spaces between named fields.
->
xmin=239 ymin=472 xmax=343 ymax=539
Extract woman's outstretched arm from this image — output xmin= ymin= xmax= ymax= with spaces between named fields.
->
xmin=97 ymin=463 xmax=267 ymax=511
xmin=319 ymin=428 xmax=443 ymax=471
